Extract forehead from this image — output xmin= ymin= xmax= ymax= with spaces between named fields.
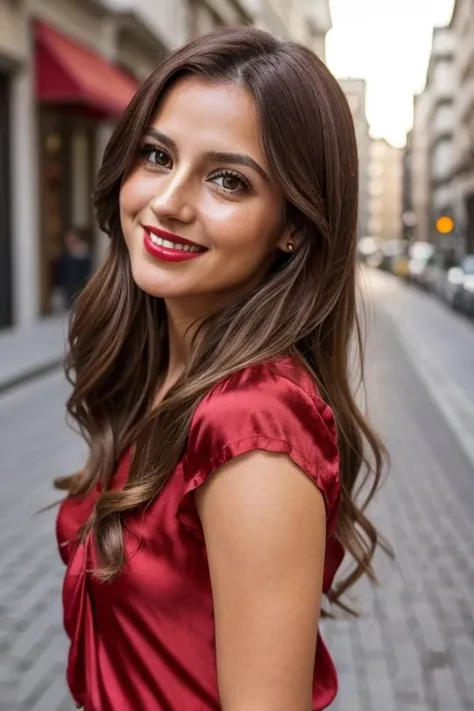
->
xmin=151 ymin=76 xmax=264 ymax=158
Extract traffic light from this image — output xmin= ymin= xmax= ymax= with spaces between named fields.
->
xmin=436 ymin=216 xmax=454 ymax=234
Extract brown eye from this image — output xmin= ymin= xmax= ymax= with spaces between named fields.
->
xmin=211 ymin=170 xmax=249 ymax=195
xmin=222 ymin=175 xmax=242 ymax=191
xmin=141 ymin=145 xmax=171 ymax=168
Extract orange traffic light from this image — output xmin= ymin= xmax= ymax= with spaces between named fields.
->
xmin=436 ymin=216 xmax=454 ymax=234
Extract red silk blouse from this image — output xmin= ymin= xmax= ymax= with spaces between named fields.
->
xmin=57 ymin=357 xmax=344 ymax=710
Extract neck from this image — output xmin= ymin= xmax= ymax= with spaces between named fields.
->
xmin=164 ymin=298 xmax=209 ymax=379
xmin=164 ymin=269 xmax=269 ymax=380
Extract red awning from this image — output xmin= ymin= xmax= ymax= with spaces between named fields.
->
xmin=34 ymin=21 xmax=139 ymax=118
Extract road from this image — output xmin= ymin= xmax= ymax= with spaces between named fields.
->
xmin=0 ymin=268 xmax=473 ymax=711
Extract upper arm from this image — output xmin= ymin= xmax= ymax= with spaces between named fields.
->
xmin=195 ymin=449 xmax=327 ymax=711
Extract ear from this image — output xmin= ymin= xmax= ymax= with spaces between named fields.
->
xmin=277 ymin=226 xmax=304 ymax=254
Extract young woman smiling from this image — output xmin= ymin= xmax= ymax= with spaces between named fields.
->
xmin=56 ymin=26 xmax=386 ymax=711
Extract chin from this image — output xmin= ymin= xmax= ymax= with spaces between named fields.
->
xmin=133 ymin=275 xmax=175 ymax=299
xmin=128 ymin=260 xmax=164 ymax=298
xmin=128 ymin=262 xmax=185 ymax=299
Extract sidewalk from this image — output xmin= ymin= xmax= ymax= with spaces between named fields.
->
xmin=324 ymin=271 xmax=474 ymax=711
xmin=363 ymin=267 xmax=474 ymax=405
xmin=0 ymin=314 xmax=68 ymax=394
xmin=364 ymin=268 xmax=474 ymax=469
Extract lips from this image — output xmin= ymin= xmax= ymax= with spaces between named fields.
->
xmin=142 ymin=225 xmax=207 ymax=263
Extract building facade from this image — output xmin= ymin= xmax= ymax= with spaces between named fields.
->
xmin=188 ymin=0 xmax=253 ymax=37
xmin=402 ymin=130 xmax=415 ymax=240
xmin=253 ymin=0 xmax=331 ymax=59
xmin=410 ymin=91 xmax=431 ymax=244
xmin=0 ymin=0 xmax=30 ymax=327
xmin=304 ymin=0 xmax=331 ymax=61
xmin=451 ymin=0 xmax=474 ymax=256
xmin=409 ymin=26 xmax=456 ymax=253
xmin=367 ymin=138 xmax=403 ymax=242
xmin=338 ymin=78 xmax=370 ymax=238
xmin=426 ymin=27 xmax=456 ymax=253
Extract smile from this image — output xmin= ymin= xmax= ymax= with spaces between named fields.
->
xmin=142 ymin=225 xmax=207 ymax=263
xmin=149 ymin=234 xmax=202 ymax=252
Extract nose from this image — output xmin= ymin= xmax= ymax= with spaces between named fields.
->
xmin=150 ymin=171 xmax=196 ymax=224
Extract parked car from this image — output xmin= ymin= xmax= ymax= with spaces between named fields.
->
xmin=421 ymin=251 xmax=458 ymax=299
xmin=407 ymin=241 xmax=435 ymax=287
xmin=367 ymin=239 xmax=409 ymax=275
xmin=462 ymin=278 xmax=474 ymax=318
xmin=445 ymin=266 xmax=466 ymax=310
xmin=392 ymin=251 xmax=411 ymax=279
xmin=457 ymin=255 xmax=474 ymax=316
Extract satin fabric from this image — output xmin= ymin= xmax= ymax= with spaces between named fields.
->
xmin=57 ymin=357 xmax=344 ymax=711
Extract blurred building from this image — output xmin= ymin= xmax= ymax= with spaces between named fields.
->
xmin=409 ymin=26 xmax=456 ymax=255
xmin=338 ymin=78 xmax=370 ymax=238
xmin=402 ymin=130 xmax=415 ymax=240
xmin=451 ymin=0 xmax=474 ymax=256
xmin=0 ymin=1 xmax=19 ymax=329
xmin=188 ymin=0 xmax=253 ymax=36
xmin=411 ymin=91 xmax=431 ymax=244
xmin=304 ymin=0 xmax=332 ymax=61
xmin=426 ymin=27 xmax=456 ymax=254
xmin=253 ymin=0 xmax=331 ymax=59
xmin=367 ymin=138 xmax=403 ymax=242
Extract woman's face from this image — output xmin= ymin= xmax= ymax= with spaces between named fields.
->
xmin=120 ymin=76 xmax=291 ymax=313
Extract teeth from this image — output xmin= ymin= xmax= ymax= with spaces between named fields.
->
xmin=149 ymin=233 xmax=201 ymax=252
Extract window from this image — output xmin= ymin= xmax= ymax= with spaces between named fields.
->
xmin=370 ymin=198 xmax=382 ymax=215
xmin=371 ymin=141 xmax=387 ymax=158
xmin=369 ymin=162 xmax=383 ymax=178
xmin=369 ymin=180 xmax=383 ymax=197
xmin=368 ymin=217 xmax=382 ymax=234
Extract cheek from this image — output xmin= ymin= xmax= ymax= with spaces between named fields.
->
xmin=120 ymin=172 xmax=152 ymax=221
xmin=205 ymin=197 xmax=282 ymax=254
xmin=119 ymin=183 xmax=135 ymax=228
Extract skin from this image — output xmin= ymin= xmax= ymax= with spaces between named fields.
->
xmin=120 ymin=76 xmax=326 ymax=710
xmin=196 ymin=452 xmax=326 ymax=711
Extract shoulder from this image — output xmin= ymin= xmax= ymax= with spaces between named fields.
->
xmin=185 ymin=357 xmax=340 ymax=522
xmin=192 ymin=356 xmax=335 ymax=434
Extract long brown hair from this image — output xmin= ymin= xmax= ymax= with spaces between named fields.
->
xmin=59 ymin=27 xmax=388 ymax=609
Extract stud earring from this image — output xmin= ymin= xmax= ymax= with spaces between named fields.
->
xmin=287 ymin=239 xmax=294 ymax=253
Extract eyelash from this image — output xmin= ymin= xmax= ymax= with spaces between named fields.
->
xmin=138 ymin=143 xmax=251 ymax=195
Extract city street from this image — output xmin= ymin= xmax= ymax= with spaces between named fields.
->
xmin=1 ymin=268 xmax=474 ymax=711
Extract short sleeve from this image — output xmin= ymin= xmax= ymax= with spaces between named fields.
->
xmin=178 ymin=363 xmax=340 ymax=538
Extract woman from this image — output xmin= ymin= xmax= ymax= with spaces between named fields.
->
xmin=56 ymin=26 xmax=385 ymax=711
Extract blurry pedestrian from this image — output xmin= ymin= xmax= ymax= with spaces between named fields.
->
xmin=59 ymin=226 xmax=92 ymax=306
xmin=54 ymin=27 xmax=387 ymax=711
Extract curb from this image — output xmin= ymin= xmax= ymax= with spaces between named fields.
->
xmin=0 ymin=313 xmax=69 ymax=397
xmin=0 ymin=358 xmax=64 ymax=396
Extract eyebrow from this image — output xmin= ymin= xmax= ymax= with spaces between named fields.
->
xmin=143 ymin=127 xmax=269 ymax=182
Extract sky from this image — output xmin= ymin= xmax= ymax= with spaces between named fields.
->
xmin=326 ymin=0 xmax=456 ymax=147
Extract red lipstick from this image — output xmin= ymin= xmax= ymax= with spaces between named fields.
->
xmin=142 ymin=226 xmax=206 ymax=263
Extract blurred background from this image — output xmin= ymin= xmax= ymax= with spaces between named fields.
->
xmin=0 ymin=1 xmax=473 ymax=710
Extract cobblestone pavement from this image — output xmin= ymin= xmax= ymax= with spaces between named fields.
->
xmin=1 ymin=270 xmax=474 ymax=711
